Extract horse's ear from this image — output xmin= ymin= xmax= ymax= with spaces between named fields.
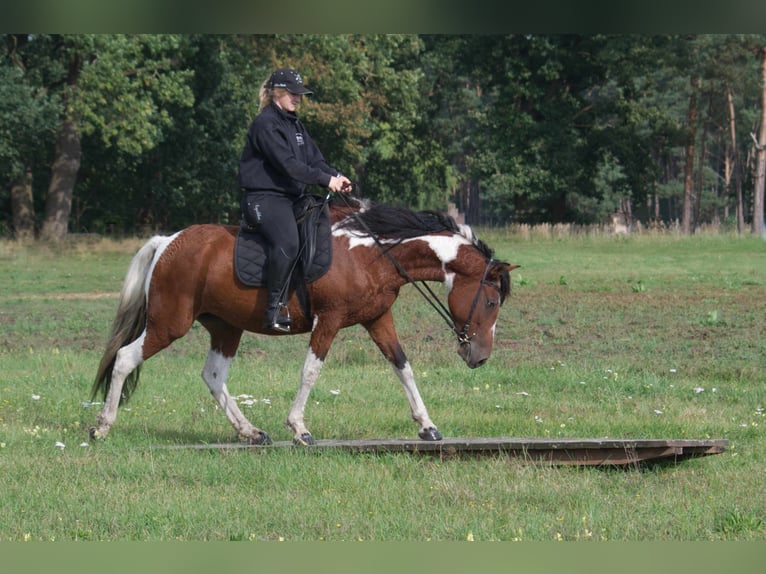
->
xmin=489 ymin=262 xmax=519 ymax=280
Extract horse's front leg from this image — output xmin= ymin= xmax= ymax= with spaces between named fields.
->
xmin=199 ymin=319 xmax=271 ymax=445
xmin=364 ymin=311 xmax=442 ymax=441
xmin=285 ymin=319 xmax=339 ymax=445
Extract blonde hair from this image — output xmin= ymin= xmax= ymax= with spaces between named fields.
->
xmin=258 ymin=76 xmax=289 ymax=111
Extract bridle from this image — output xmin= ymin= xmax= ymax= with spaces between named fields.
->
xmin=335 ymin=191 xmax=500 ymax=345
xmin=455 ymin=258 xmax=500 ymax=344
xmin=367 ymin=234 xmax=499 ymax=346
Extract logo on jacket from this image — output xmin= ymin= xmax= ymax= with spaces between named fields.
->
xmin=295 ymin=132 xmax=305 ymax=146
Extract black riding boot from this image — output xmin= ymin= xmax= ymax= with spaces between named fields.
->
xmin=263 ymin=249 xmax=293 ymax=332
xmin=264 ymin=289 xmax=291 ymax=332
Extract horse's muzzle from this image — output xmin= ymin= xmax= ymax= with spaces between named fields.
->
xmin=458 ymin=342 xmax=489 ymax=369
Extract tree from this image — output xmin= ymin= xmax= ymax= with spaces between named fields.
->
xmin=420 ymin=35 xmax=493 ymax=223
xmin=707 ymin=35 xmax=754 ymax=233
xmin=4 ymin=35 xmax=195 ymax=240
xmin=5 ymin=34 xmax=766 ymax=235
xmin=752 ymin=44 xmax=766 ymax=237
xmin=65 ymin=35 xmax=270 ymax=233
xmin=436 ymin=35 xmax=614 ymax=224
xmin=727 ymin=81 xmax=747 ymax=232
xmin=0 ymin=57 xmax=59 ymax=238
xmin=584 ymin=35 xmax=686 ymax=225
xmin=682 ymin=75 xmax=701 ymax=234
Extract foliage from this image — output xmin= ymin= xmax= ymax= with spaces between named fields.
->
xmin=0 ymin=65 xmax=60 ymax=180
xmin=2 ymin=34 xmax=766 ymax=235
xmin=95 ymin=35 xmax=263 ymax=230
xmin=73 ymin=35 xmax=195 ymax=155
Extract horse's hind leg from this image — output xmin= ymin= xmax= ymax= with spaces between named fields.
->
xmin=199 ymin=318 xmax=272 ymax=445
xmin=91 ymin=333 xmax=146 ymax=440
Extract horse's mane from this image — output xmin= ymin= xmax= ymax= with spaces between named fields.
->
xmin=332 ymin=199 xmax=495 ymax=260
xmin=331 ymin=197 xmax=511 ymax=304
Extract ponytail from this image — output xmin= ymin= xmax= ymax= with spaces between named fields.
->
xmin=258 ymin=77 xmax=271 ymax=111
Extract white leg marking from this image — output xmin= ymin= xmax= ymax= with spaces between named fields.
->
xmin=95 ymin=332 xmax=146 ymax=435
xmin=392 ymin=361 xmax=436 ymax=431
xmin=287 ymin=348 xmax=324 ymax=438
xmin=201 ymin=349 xmax=258 ymax=439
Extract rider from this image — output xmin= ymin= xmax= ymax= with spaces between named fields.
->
xmin=238 ymin=67 xmax=352 ymax=333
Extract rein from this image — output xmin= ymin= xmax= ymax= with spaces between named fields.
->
xmin=335 ymin=191 xmax=496 ymax=345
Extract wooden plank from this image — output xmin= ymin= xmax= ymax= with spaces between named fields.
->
xmin=152 ymin=437 xmax=728 ymax=466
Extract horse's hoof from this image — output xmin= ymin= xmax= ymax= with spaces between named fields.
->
xmin=419 ymin=428 xmax=443 ymax=441
xmin=293 ymin=433 xmax=316 ymax=446
xmin=250 ymin=431 xmax=272 ymax=446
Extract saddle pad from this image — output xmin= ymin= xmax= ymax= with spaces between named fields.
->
xmin=233 ymin=199 xmax=333 ymax=288
xmin=233 ymin=230 xmax=269 ymax=286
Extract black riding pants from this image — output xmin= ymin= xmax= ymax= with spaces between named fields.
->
xmin=241 ymin=190 xmax=301 ymax=295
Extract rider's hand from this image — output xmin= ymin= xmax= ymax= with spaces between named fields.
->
xmin=329 ymin=175 xmax=353 ymax=193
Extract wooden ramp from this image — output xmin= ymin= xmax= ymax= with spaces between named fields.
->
xmin=156 ymin=437 xmax=728 ymax=466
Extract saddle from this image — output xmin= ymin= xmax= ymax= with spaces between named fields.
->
xmin=234 ymin=194 xmax=333 ymax=289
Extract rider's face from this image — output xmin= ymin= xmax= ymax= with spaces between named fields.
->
xmin=273 ymin=89 xmax=302 ymax=113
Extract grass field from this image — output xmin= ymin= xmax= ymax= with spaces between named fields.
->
xmin=0 ymin=232 xmax=764 ymax=541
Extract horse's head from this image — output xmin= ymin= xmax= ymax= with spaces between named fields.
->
xmin=332 ymin=201 xmax=519 ymax=369
xmin=448 ymin=256 xmax=518 ymax=369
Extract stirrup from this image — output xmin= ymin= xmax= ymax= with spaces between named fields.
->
xmin=268 ymin=319 xmax=291 ymax=333
xmin=266 ymin=304 xmax=291 ymax=333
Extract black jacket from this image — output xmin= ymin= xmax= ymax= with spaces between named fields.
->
xmin=238 ymin=103 xmax=338 ymax=197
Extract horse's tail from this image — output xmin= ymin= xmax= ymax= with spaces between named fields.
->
xmin=91 ymin=235 xmax=166 ymax=404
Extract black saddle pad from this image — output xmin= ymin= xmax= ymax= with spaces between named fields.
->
xmin=234 ymin=196 xmax=333 ymax=288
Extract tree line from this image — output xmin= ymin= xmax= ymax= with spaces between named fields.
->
xmin=2 ymin=34 xmax=765 ymax=240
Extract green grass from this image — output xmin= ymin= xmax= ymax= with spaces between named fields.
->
xmin=0 ymin=233 xmax=764 ymax=541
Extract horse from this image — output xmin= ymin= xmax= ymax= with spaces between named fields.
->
xmin=89 ymin=197 xmax=517 ymax=446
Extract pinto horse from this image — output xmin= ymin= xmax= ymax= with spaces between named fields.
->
xmin=90 ymin=198 xmax=516 ymax=445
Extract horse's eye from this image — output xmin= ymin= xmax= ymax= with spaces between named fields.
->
xmin=486 ymin=299 xmax=498 ymax=309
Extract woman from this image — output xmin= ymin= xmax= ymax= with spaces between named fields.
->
xmin=238 ymin=68 xmax=351 ymax=333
